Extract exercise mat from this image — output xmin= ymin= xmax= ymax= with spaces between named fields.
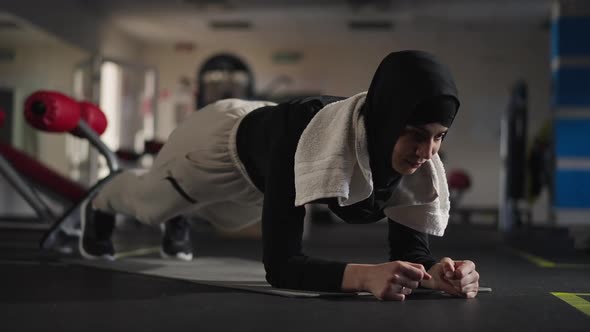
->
xmin=69 ymin=256 xmax=491 ymax=298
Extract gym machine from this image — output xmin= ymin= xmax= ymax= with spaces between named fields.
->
xmin=0 ymin=91 xmax=121 ymax=252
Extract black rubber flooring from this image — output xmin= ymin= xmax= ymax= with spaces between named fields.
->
xmin=1 ymin=220 xmax=589 ymax=332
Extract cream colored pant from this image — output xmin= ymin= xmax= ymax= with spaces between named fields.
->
xmin=93 ymin=99 xmax=275 ymax=232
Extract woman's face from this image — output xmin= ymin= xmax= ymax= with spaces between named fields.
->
xmin=391 ymin=123 xmax=448 ymax=175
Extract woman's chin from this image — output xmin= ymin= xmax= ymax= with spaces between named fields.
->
xmin=394 ymin=165 xmax=419 ymax=175
xmin=394 ymin=159 xmax=423 ymax=175
xmin=402 ymin=168 xmax=418 ymax=175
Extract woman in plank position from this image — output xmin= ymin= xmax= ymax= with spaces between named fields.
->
xmin=80 ymin=50 xmax=480 ymax=301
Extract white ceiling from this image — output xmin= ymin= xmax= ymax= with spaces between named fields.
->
xmin=90 ymin=0 xmax=555 ymax=45
xmin=0 ymin=12 xmax=66 ymax=47
xmin=0 ymin=0 xmax=554 ymax=47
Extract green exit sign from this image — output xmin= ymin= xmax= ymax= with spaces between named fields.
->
xmin=0 ymin=49 xmax=15 ymax=62
xmin=272 ymin=51 xmax=303 ymax=64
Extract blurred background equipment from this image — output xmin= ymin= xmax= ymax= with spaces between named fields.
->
xmin=25 ymin=92 xmax=120 ymax=251
xmin=0 ymin=89 xmax=14 ymax=143
xmin=196 ymin=53 xmax=254 ymax=109
xmin=551 ymin=0 xmax=590 ymax=250
xmin=448 ymin=168 xmax=475 ymax=223
xmin=499 ymin=80 xmax=530 ymax=232
xmin=527 ymin=120 xmax=553 ymax=206
xmin=69 ymin=57 xmax=157 ymax=185
xmin=0 ymin=91 xmax=121 ymax=253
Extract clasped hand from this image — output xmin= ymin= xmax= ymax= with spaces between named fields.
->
xmin=364 ymin=261 xmax=431 ymax=301
xmin=420 ymin=257 xmax=479 ymax=299
xmin=364 ymin=257 xmax=479 ymax=301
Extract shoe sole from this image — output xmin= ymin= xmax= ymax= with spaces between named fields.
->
xmin=159 ymin=247 xmax=193 ymax=261
xmin=79 ymin=197 xmax=115 ymax=261
xmin=159 ymin=222 xmax=193 ymax=261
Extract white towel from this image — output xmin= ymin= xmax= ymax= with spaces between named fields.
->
xmin=294 ymin=92 xmax=373 ymax=207
xmin=294 ymin=92 xmax=450 ymax=236
xmin=382 ymin=153 xmax=450 ymax=236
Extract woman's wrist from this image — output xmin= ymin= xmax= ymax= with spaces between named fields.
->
xmin=420 ymin=263 xmax=438 ymax=289
xmin=342 ymin=263 xmax=374 ymax=292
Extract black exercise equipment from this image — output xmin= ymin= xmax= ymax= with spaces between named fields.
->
xmin=500 ymin=80 xmax=530 ymax=232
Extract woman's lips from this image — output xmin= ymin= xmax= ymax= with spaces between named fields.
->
xmin=406 ymin=160 xmax=423 ymax=168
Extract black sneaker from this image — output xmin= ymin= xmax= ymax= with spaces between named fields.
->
xmin=79 ymin=198 xmax=116 ymax=260
xmin=160 ymin=216 xmax=193 ymax=261
xmin=51 ymin=229 xmax=79 ymax=255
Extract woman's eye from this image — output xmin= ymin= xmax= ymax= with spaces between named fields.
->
xmin=435 ymin=133 xmax=446 ymax=141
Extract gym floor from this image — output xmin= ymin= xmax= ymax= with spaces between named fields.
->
xmin=1 ymin=219 xmax=589 ymax=332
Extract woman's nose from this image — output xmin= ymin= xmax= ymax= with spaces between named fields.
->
xmin=416 ymin=140 xmax=435 ymax=160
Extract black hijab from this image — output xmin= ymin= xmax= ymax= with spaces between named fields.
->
xmin=363 ymin=50 xmax=460 ymax=191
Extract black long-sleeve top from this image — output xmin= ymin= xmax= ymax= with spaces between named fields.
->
xmin=235 ymin=97 xmax=437 ymax=292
